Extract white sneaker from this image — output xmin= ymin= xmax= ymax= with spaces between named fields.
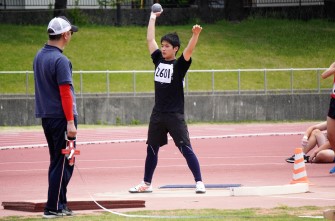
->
xmin=129 ymin=181 xmax=153 ymax=193
xmin=195 ymin=181 xmax=206 ymax=194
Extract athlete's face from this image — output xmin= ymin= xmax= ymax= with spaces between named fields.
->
xmin=161 ymin=40 xmax=178 ymax=61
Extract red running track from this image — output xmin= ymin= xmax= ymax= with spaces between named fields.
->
xmin=1 ymin=122 xmax=335 ymax=217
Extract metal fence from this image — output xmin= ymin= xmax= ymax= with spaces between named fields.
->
xmin=244 ymin=0 xmax=324 ymax=7
xmin=0 ymin=0 xmax=324 ymax=10
xmin=0 ymin=0 xmax=135 ymax=9
xmin=0 ymin=68 xmax=332 ymax=97
xmin=0 ymin=0 xmax=148 ymax=9
xmin=0 ymin=0 xmax=220 ymax=9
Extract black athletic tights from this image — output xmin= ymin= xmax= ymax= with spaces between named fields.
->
xmin=143 ymin=144 xmax=202 ymax=184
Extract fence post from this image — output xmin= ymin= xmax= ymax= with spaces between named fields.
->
xmin=317 ymin=69 xmax=320 ymax=93
xmin=106 ymin=70 xmax=110 ymax=97
xmin=26 ymin=71 xmax=29 ymax=96
xmin=264 ymin=69 xmax=267 ymax=94
xmin=290 ymin=68 xmax=293 ymax=94
xmin=212 ymin=69 xmax=214 ymax=95
xmin=133 ymin=71 xmax=136 ymax=96
xmin=238 ymin=69 xmax=241 ymax=95
xmin=80 ymin=70 xmax=83 ymax=98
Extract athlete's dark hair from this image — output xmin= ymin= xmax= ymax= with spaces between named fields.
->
xmin=48 ymin=33 xmax=62 ymax=40
xmin=161 ymin=32 xmax=180 ymax=53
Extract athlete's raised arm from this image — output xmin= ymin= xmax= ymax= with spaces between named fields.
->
xmin=147 ymin=11 xmax=162 ymax=55
xmin=183 ymin=24 xmax=202 ymax=61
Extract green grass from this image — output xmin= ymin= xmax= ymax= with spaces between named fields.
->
xmin=1 ymin=18 xmax=335 ymax=94
xmin=0 ymin=206 xmax=331 ymax=220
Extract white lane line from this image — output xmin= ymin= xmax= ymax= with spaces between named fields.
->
xmin=0 ymin=155 xmax=288 ymax=165
xmin=0 ymin=131 xmax=304 ymax=150
xmin=0 ymin=162 xmax=285 ymax=173
xmin=270 ymin=195 xmax=335 ymax=201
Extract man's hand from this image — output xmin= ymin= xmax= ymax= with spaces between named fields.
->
xmin=301 ymin=135 xmax=308 ymax=147
xmin=66 ymin=120 xmax=77 ymax=139
xmin=192 ymin=24 xmax=202 ymax=35
xmin=151 ymin=10 xmax=163 ymax=19
xmin=309 ymin=150 xmax=318 ymax=163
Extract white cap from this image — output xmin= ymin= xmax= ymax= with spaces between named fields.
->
xmin=47 ymin=16 xmax=78 ymax=35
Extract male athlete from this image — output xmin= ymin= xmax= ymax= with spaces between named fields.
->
xmin=129 ymin=8 xmax=206 ymax=194
xmin=33 ymin=16 xmax=78 ymax=218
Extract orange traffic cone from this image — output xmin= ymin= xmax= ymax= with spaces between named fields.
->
xmin=290 ymin=147 xmax=310 ymax=184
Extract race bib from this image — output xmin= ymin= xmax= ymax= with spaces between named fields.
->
xmin=154 ymin=63 xmax=173 ymax=84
